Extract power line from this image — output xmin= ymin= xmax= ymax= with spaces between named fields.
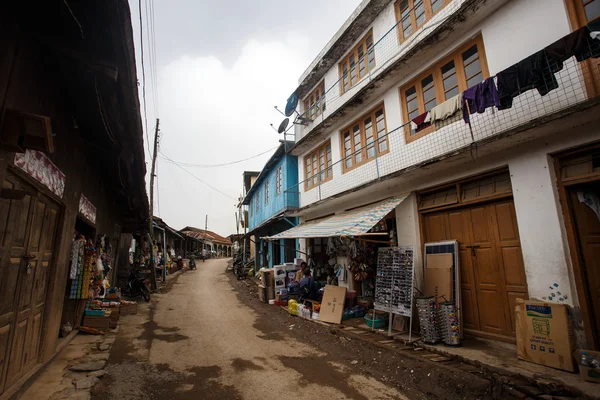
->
xmin=138 ymin=0 xmax=150 ymax=157
xmin=158 ymin=146 xmax=278 ymax=168
xmin=160 ymin=154 xmax=237 ymax=200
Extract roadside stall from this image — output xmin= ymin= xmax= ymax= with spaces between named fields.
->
xmin=262 ymin=196 xmax=409 ymax=328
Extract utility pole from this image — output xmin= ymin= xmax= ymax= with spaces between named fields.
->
xmin=148 ymin=118 xmax=160 ymax=291
xmin=205 ymin=215 xmax=208 ymax=231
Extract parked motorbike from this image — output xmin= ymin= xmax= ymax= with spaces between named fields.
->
xmin=189 ymin=257 xmax=197 ymax=270
xmin=124 ymin=269 xmax=151 ymax=302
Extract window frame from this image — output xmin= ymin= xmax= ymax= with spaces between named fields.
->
xmin=304 ymin=140 xmax=333 ymax=191
xmin=338 ymin=30 xmax=375 ymax=95
xmin=264 ymin=179 xmax=269 ymax=205
xmin=339 ymin=103 xmax=390 ymax=173
xmin=255 ymin=192 xmax=260 ymax=213
xmin=276 ymin=166 xmax=282 ymax=195
xmin=394 ymin=0 xmax=450 ymax=43
xmin=303 ymin=81 xmax=326 ymax=120
xmin=399 ymin=35 xmax=489 ymax=144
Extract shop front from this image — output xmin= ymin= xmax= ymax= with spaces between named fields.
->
xmin=262 ymin=196 xmax=408 ymax=326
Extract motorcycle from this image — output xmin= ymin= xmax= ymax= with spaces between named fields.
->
xmin=189 ymin=257 xmax=197 ymax=270
xmin=124 ymin=269 xmax=151 ymax=302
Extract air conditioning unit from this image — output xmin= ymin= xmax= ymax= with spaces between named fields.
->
xmin=1 ymin=109 xmax=54 ymax=153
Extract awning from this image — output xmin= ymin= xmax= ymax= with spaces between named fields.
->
xmin=263 ymin=195 xmax=408 ymax=240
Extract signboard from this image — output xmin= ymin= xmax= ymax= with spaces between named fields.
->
xmin=14 ymin=149 xmax=66 ymax=198
xmin=319 ymin=285 xmax=347 ymax=324
xmin=79 ymin=194 xmax=96 ymax=224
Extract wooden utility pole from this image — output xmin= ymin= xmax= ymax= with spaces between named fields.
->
xmin=148 ymin=118 xmax=160 ymax=291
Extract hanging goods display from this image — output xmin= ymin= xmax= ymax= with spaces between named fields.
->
xmin=416 ymin=296 xmax=441 ymax=344
xmin=439 ymin=302 xmax=461 ymax=346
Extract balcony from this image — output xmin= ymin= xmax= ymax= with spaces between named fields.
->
xmin=288 ymin=49 xmax=600 ymax=208
xmin=294 ymin=0 xmax=498 ymax=150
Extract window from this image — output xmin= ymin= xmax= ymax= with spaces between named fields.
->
xmin=264 ymin=179 xmax=269 ymax=205
xmin=340 ymin=104 xmax=389 ymax=172
xmin=400 ymin=36 xmax=489 ymax=143
xmin=394 ymin=0 xmax=449 ymax=42
xmin=304 ymin=141 xmax=333 ymax=190
xmin=339 ymin=30 xmax=375 ymax=94
xmin=581 ymin=0 xmax=600 ymax=22
xmin=303 ymin=81 xmax=326 ymax=120
xmin=255 ymin=193 xmax=259 ymax=212
xmin=276 ymin=166 xmax=282 ymax=195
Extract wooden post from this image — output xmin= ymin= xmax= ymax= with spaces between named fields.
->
xmin=148 ymin=118 xmax=160 ymax=291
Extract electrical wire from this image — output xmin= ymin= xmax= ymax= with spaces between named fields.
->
xmin=158 ymin=146 xmax=278 ymax=168
xmin=138 ymin=0 xmax=151 ymax=157
xmin=160 ymin=154 xmax=237 ymax=200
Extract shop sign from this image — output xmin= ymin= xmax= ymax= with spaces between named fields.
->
xmin=14 ymin=149 xmax=66 ymax=198
xmin=79 ymin=194 xmax=96 ymax=224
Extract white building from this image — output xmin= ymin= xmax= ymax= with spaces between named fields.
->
xmin=278 ymin=0 xmax=600 ymax=348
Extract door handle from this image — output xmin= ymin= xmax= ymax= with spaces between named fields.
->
xmin=466 ymin=245 xmax=480 ymax=256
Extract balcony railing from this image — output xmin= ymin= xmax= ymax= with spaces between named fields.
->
xmin=299 ymin=0 xmax=467 ymax=140
xmin=287 ymin=47 xmax=599 ymax=208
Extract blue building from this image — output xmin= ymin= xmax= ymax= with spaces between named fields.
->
xmin=242 ymin=142 xmax=299 ymax=270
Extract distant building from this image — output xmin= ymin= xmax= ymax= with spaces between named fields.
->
xmin=242 ymin=142 xmax=300 ymax=270
xmin=180 ymin=227 xmax=233 ymax=257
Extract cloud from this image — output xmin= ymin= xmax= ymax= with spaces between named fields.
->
xmin=153 ymin=37 xmax=311 ymax=235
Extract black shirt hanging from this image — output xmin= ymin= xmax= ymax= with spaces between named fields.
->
xmin=496 ymin=50 xmax=559 ymax=110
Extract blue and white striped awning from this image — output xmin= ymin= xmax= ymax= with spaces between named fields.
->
xmin=263 ymin=195 xmax=408 ymax=240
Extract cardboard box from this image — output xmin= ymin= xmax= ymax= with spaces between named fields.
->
xmin=260 ymin=269 xmax=274 ymax=287
xmin=574 ymin=350 xmax=600 ymax=383
xmin=319 ymin=285 xmax=347 ymax=324
xmin=425 ymin=253 xmax=453 ymax=303
xmin=515 ymin=299 xmax=575 ymax=372
xmin=273 ymin=265 xmax=287 ymax=279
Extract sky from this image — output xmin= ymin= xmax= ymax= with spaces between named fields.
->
xmin=130 ymin=0 xmax=363 ymax=237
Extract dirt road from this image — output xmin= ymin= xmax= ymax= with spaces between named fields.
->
xmin=92 ymin=259 xmax=500 ymax=400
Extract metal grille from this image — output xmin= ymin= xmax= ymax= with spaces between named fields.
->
xmin=287 ymin=47 xmax=598 ymax=207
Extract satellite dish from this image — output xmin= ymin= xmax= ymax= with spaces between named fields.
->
xmin=284 ymin=93 xmax=299 ymax=117
xmin=277 ymin=118 xmax=289 ymax=134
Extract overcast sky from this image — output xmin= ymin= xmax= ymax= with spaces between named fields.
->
xmin=130 ymin=0 xmax=363 ymax=237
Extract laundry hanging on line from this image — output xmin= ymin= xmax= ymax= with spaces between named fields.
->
xmin=496 ymin=49 xmax=559 ymax=110
xmin=429 ymin=93 xmax=462 ymax=124
xmin=410 ymin=111 xmax=431 ymax=132
xmin=545 ymin=25 xmax=600 ymax=72
xmin=461 ymin=78 xmax=500 ymax=123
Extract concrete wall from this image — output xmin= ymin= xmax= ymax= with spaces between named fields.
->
xmin=295 ymin=0 xmax=586 ymax=208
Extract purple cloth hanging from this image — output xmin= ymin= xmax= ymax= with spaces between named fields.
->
xmin=461 ymin=77 xmax=500 ymax=123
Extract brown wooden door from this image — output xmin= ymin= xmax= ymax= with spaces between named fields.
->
xmin=423 ymin=199 xmax=528 ymax=338
xmin=0 ymin=173 xmax=59 ymax=393
xmin=569 ymin=184 xmax=600 ymax=347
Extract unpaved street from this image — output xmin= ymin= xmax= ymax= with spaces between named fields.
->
xmin=92 ymin=259 xmax=410 ymax=399
xmin=92 ymin=259 xmax=502 ymax=400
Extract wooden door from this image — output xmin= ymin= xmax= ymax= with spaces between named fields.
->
xmin=0 ymin=173 xmax=59 ymax=392
xmin=422 ymin=199 xmax=527 ymax=338
xmin=0 ymin=174 xmax=35 ymax=393
xmin=569 ymin=184 xmax=600 ymax=346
